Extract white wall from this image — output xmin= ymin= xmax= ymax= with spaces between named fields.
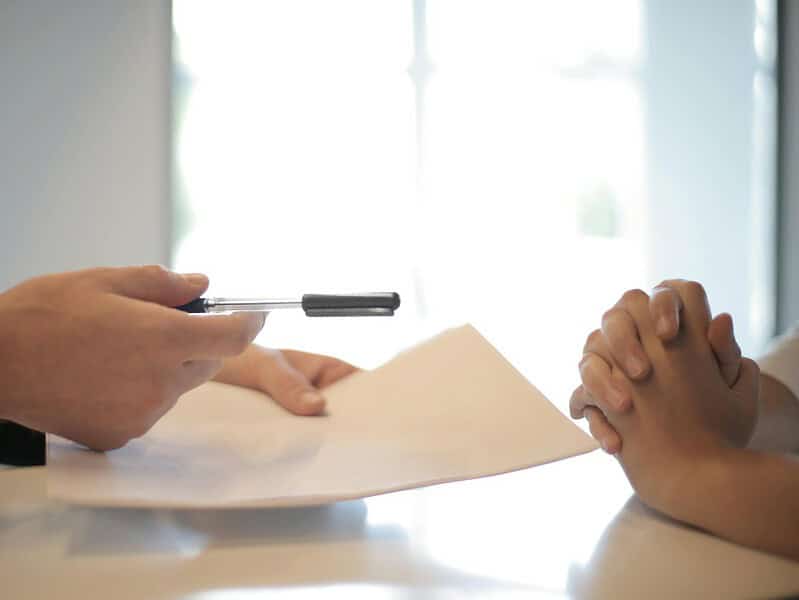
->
xmin=0 ymin=1 xmax=171 ymax=290
xmin=642 ymin=0 xmax=777 ymax=353
xmin=779 ymin=0 xmax=799 ymax=331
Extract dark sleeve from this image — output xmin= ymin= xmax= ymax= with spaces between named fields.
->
xmin=0 ymin=421 xmax=45 ymax=466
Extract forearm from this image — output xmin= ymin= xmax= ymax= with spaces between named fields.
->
xmin=668 ymin=449 xmax=799 ymax=560
xmin=748 ymin=374 xmax=799 ymax=454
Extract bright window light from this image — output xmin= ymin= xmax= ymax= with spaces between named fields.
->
xmin=173 ymin=0 xmax=776 ymax=416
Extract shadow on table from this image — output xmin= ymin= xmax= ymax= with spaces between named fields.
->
xmin=566 ymin=497 xmax=799 ymax=600
xmin=61 ymin=497 xmax=556 ymax=598
xmin=64 ymin=499 xmax=382 ymax=556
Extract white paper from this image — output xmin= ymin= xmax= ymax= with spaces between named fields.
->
xmin=47 ymin=325 xmax=598 ymax=508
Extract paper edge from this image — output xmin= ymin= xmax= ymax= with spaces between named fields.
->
xmin=46 ymin=441 xmax=599 ymax=509
xmin=46 ymin=323 xmax=600 ymax=508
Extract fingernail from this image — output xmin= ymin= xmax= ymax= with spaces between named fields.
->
xmin=300 ymin=391 xmax=324 ymax=407
xmin=183 ymin=273 xmax=208 ymax=287
xmin=656 ymin=316 xmax=671 ymax=337
xmin=627 ymin=355 xmax=646 ymax=378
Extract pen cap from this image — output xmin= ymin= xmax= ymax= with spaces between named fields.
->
xmin=302 ymin=293 xmax=400 ymax=317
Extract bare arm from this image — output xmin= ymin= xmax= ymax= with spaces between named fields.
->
xmin=669 ymin=448 xmax=799 ymax=560
xmin=581 ymin=282 xmax=798 ymax=560
xmin=749 ymin=373 xmax=799 ymax=454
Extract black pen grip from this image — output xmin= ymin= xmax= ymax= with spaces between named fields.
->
xmin=302 ymin=293 xmax=400 ymax=316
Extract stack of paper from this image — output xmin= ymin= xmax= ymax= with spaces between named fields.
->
xmin=47 ymin=325 xmax=597 ymax=508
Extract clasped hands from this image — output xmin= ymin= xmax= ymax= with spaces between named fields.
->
xmin=570 ymin=280 xmax=760 ymax=515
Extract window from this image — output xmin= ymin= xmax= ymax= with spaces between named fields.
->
xmin=173 ymin=1 xmax=777 ymax=417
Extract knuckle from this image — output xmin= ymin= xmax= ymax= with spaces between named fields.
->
xmin=600 ymin=307 xmax=622 ymax=327
xmin=743 ymin=357 xmax=760 ymax=376
xmin=569 ymin=386 xmax=587 ymax=417
xmin=682 ymin=280 xmax=707 ymax=301
xmin=654 ymin=278 xmax=682 ymax=290
xmin=620 ymin=288 xmax=648 ymax=306
xmin=142 ymin=264 xmax=171 ymax=283
xmin=578 ymin=356 xmax=607 ymax=392
xmin=86 ymin=266 xmax=114 ymax=280
xmin=583 ymin=329 xmax=603 ymax=353
xmin=76 ymin=267 xmax=114 ymax=292
xmin=142 ymin=265 xmax=169 ymax=278
xmin=578 ymin=352 xmax=595 ymax=374
xmin=584 ymin=407 xmax=603 ymax=432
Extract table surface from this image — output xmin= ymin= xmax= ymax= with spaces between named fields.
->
xmin=3 ymin=451 xmax=799 ymax=600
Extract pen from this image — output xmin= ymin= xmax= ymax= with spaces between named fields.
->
xmin=175 ymin=292 xmax=401 ymax=317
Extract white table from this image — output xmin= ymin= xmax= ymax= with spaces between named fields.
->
xmin=2 ymin=451 xmax=798 ymax=599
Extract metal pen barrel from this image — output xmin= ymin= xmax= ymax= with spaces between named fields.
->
xmin=204 ymin=298 xmax=301 ymax=313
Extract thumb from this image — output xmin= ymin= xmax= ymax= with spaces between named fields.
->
xmin=730 ymin=357 xmax=760 ymax=446
xmin=101 ymin=265 xmax=209 ymax=307
xmin=258 ymin=351 xmax=327 ymax=416
xmin=708 ymin=313 xmax=742 ymax=387
xmin=732 ymin=356 xmax=760 ymax=401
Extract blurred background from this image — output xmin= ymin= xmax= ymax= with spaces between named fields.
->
xmin=1 ymin=0 xmax=796 ymax=415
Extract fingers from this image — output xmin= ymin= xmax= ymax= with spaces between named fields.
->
xmin=254 ymin=350 xmax=328 ymax=416
xmin=728 ymin=357 xmax=760 ymax=447
xmin=584 ymin=407 xmax=622 ymax=454
xmin=650 ymin=284 xmax=683 ymax=340
xmin=613 ymin=288 xmax=655 ymax=338
xmin=213 ymin=346 xmax=357 ymax=416
xmin=570 ymin=385 xmax=625 ymax=453
xmin=590 ymin=282 xmax=706 ymax=382
xmin=92 ymin=265 xmax=261 ymax=361
xmin=578 ymin=344 xmax=631 ymax=412
xmin=179 ymin=312 xmax=266 ymax=359
xmin=592 ymin=288 xmax=656 ymax=381
xmin=569 ymin=384 xmax=589 ymax=419
xmin=601 ymin=307 xmax=650 ymax=379
xmin=708 ymin=313 xmax=742 ymax=386
xmin=100 ymin=265 xmax=209 ymax=306
xmin=652 ymin=279 xmax=711 ymax=339
xmin=279 ymin=349 xmax=359 ymax=388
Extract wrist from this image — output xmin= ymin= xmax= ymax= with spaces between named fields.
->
xmin=659 ymin=446 xmax=747 ymax=526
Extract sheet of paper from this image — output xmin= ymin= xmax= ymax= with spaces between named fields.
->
xmin=47 ymin=324 xmax=598 ymax=508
